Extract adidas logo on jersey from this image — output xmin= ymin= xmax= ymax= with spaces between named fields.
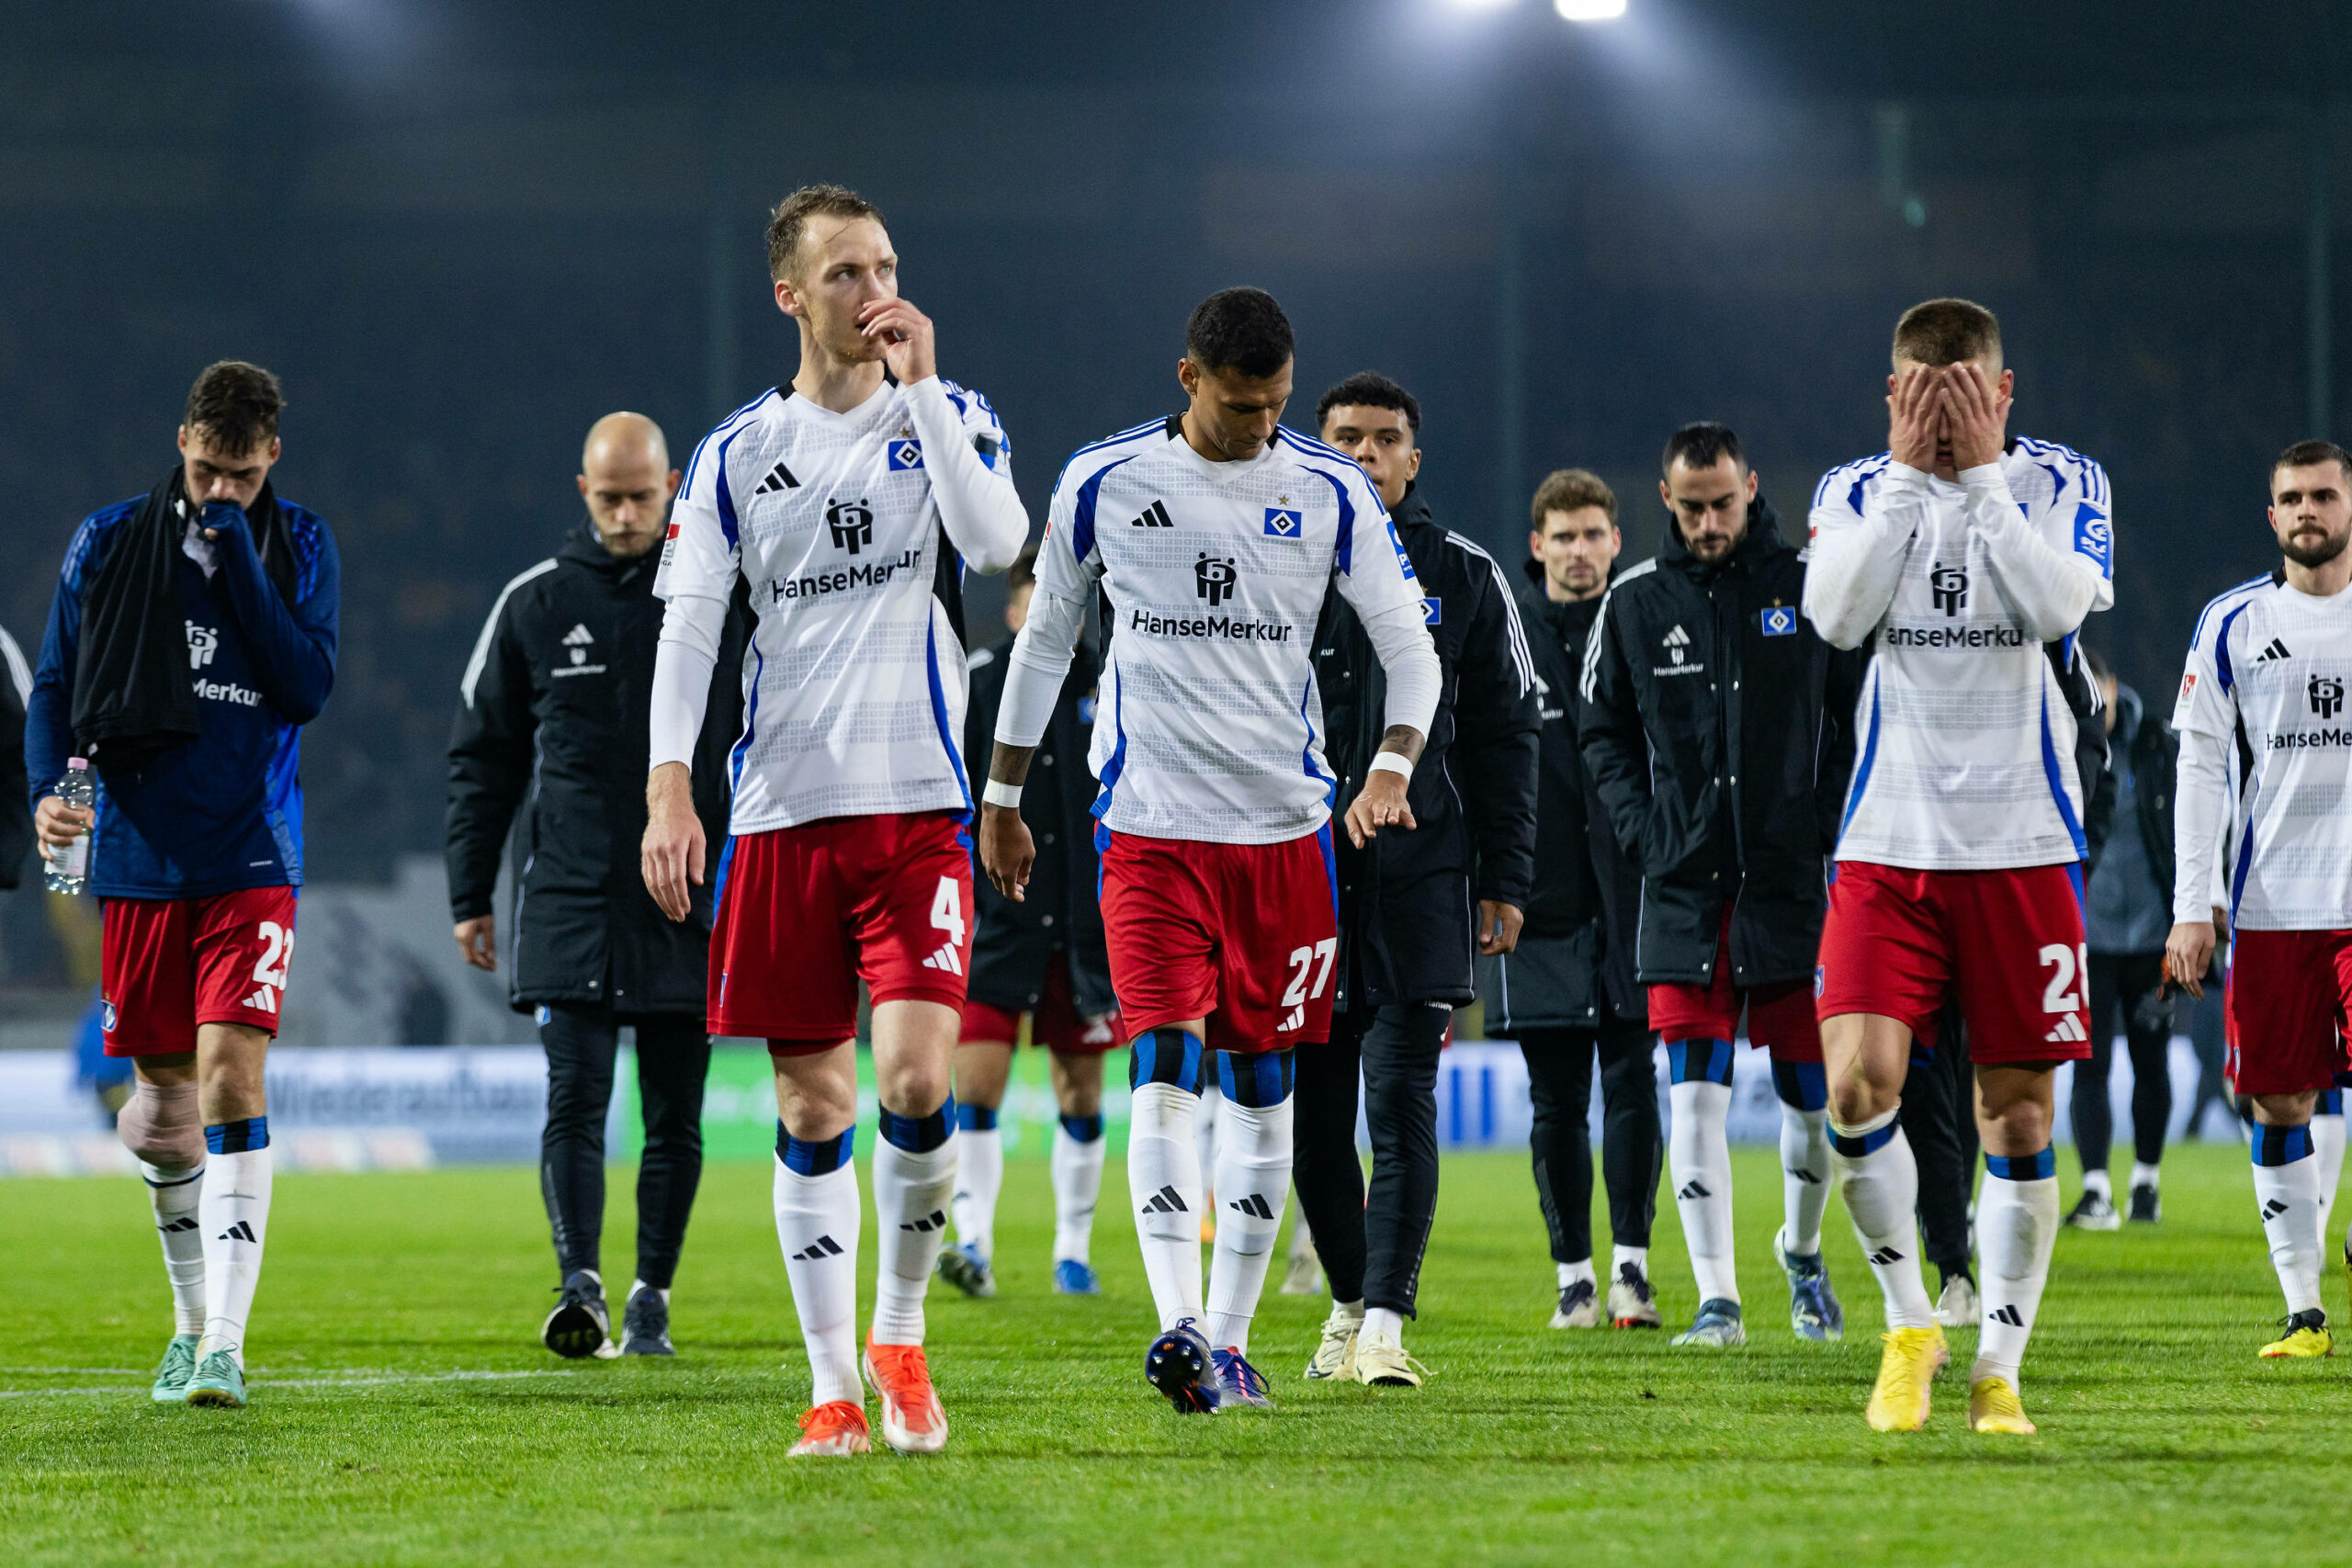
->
xmin=899 ymin=1210 xmax=946 ymax=1234
xmin=1228 ymin=1193 xmax=1276 ymax=1220
xmin=1141 ymin=1185 xmax=1188 ymax=1214
xmin=2043 ymin=1013 xmax=2086 ymax=1044
xmin=1988 ymin=1303 xmax=2026 ymax=1327
xmin=922 ymin=942 xmax=963 ymax=975
xmin=1129 ymin=500 xmax=1174 ymax=529
xmin=1867 ymin=1246 xmax=1905 ymax=1266
xmin=2256 ymin=637 xmax=2293 ymax=663
xmin=791 ymin=1235 xmax=845 ymax=1261
xmin=561 ymin=624 xmax=594 ymax=646
xmin=1662 ymin=625 xmax=1690 ymax=664
xmin=217 ymin=1220 xmax=258 ymax=1244
xmin=753 ymin=459 xmax=799 ymax=494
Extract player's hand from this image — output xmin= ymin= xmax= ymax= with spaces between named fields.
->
xmin=1477 ymin=899 xmax=1523 ymax=956
xmin=1886 ymin=363 xmax=1940 ymax=472
xmin=1943 ymin=360 xmax=2010 ymax=472
xmin=34 ymin=793 xmax=92 ymax=852
xmin=978 ymin=801 xmax=1034 ymax=902
xmin=859 ymin=297 xmax=936 ymax=386
xmin=641 ymin=761 xmax=706 ymax=923
xmin=454 ymin=915 xmax=496 ymax=973
xmin=2165 ymin=919 xmax=2216 ymax=999
xmin=1342 ymin=769 xmax=1417 ymax=848
xmin=198 ymin=500 xmax=254 ymax=549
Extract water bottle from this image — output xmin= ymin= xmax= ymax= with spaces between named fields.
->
xmin=44 ymin=758 xmax=95 ymax=896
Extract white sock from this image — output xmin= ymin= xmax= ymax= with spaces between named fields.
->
xmin=1611 ymin=1244 xmax=1649 ymax=1280
xmin=1830 ymin=1108 xmax=1935 ymax=1330
xmin=1668 ymin=1078 xmax=1738 ymax=1304
xmin=1361 ymin=1305 xmax=1404 ymax=1351
xmin=1194 ymin=1083 xmax=1222 ymax=1205
xmin=142 ymin=1161 xmax=208 ymax=1337
xmin=2129 ymin=1160 xmax=2163 ymax=1192
xmin=949 ymin=1123 xmax=1002 ymax=1262
xmin=869 ymin=1124 xmax=956 ymax=1347
xmin=2253 ymin=1131 xmax=2324 ymax=1317
xmin=2080 ymin=1167 xmax=2111 ymax=1199
xmin=1051 ymin=1118 xmax=1106 ymax=1265
xmin=1559 ymin=1258 xmax=1596 ymax=1290
xmin=198 ymin=1146 xmax=271 ymax=1365
xmin=1779 ymin=1103 xmax=1831 ymax=1257
xmin=2311 ymin=1116 xmax=2345 ymax=1240
xmin=1128 ymin=1081 xmax=1205 ymax=1331
xmin=1973 ymin=1156 xmax=2061 ymax=1389
xmin=1204 ymin=1094 xmax=1291 ymax=1354
xmin=773 ymin=1151 xmax=862 ymax=1408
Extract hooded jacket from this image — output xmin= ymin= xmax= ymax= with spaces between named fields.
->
xmin=1577 ymin=496 xmax=1865 ymax=988
xmin=1312 ymin=482 xmax=1540 ymax=1010
xmin=446 ymin=522 xmax=745 ymax=1016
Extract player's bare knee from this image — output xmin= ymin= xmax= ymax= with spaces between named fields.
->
xmin=876 ymin=1055 xmax=953 ymax=1119
xmin=1051 ymin=1052 xmax=1104 ymax=1119
xmin=2252 ymin=1090 xmax=2319 ymax=1126
xmin=118 ymin=1078 xmax=205 ymax=1168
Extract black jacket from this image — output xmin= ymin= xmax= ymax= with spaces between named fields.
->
xmin=1516 ymin=564 xmax=1645 ymax=1021
xmin=0 ymin=625 xmax=31 ymax=888
xmin=1577 ymin=497 xmax=1865 ymax=988
xmin=2109 ymin=682 xmax=2175 ymax=893
xmin=960 ymin=634 xmax=1114 ymax=1018
xmin=1313 ymin=483 xmax=1540 ymax=1010
xmin=446 ymin=523 xmax=746 ymax=1016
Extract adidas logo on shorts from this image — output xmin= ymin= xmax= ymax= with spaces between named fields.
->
xmin=2043 ymin=1014 xmax=2087 ymax=1043
xmin=922 ymin=942 xmax=963 ymax=975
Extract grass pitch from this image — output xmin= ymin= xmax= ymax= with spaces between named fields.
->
xmin=5 ymin=1142 xmax=2346 ymax=1567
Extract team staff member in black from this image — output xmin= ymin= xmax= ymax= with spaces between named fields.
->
xmin=1579 ymin=423 xmax=1864 ymax=1348
xmin=939 ymin=545 xmax=1119 ymax=1301
xmin=1481 ymin=468 xmax=1665 ymax=1331
xmin=1293 ymin=373 xmax=1540 ymax=1388
xmin=447 ymin=412 xmax=744 ymax=1359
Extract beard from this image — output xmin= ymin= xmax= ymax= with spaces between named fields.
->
xmin=2283 ymin=523 xmax=2351 ymax=569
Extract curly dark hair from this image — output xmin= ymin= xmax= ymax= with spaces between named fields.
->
xmin=183 ymin=361 xmax=284 ymax=454
xmin=1184 ymin=287 xmax=1294 ymax=378
xmin=1316 ymin=371 xmax=1419 ymax=436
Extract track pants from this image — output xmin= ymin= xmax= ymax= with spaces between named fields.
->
xmin=540 ymin=1005 xmax=712 ymax=1290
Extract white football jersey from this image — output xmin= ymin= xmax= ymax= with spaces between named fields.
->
xmin=1028 ymin=421 xmax=1426 ymax=844
xmin=1805 ymin=437 xmax=2115 ymax=870
xmin=655 ymin=377 xmax=1014 ymax=833
xmin=2172 ymin=570 xmax=2352 ymax=930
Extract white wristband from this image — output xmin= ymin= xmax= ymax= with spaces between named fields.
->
xmin=982 ymin=778 xmax=1023 ymax=809
xmin=1366 ymin=751 xmax=1414 ymax=782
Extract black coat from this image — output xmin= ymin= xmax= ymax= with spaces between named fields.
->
xmin=1577 ymin=497 xmax=1865 ymax=989
xmin=445 ymin=523 xmax=745 ymax=1017
xmin=0 ymin=625 xmax=31 ymax=888
xmin=1313 ymin=484 xmax=1540 ymax=1010
xmin=960 ymin=634 xmax=1114 ymax=1018
xmin=1515 ymin=565 xmax=1645 ymax=1021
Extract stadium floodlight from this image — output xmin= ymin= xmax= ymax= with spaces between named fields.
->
xmin=1555 ymin=0 xmax=1628 ymax=19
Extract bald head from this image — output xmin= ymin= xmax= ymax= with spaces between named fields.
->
xmin=577 ymin=412 xmax=678 ymax=558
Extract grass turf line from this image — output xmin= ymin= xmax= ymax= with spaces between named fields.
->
xmin=2 ymin=1143 xmax=2342 ymax=1567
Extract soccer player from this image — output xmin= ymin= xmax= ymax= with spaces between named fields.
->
xmin=447 ymin=412 xmax=741 ymax=1358
xmin=1292 ymin=372 xmax=1538 ymax=1387
xmin=978 ymin=288 xmax=1441 ymax=1414
xmin=941 ymin=544 xmax=1119 ymax=1299
xmin=1580 ymin=423 xmax=1862 ymax=1347
xmin=26 ymin=361 xmax=340 ymax=1409
xmin=641 ymin=185 xmax=1027 ymax=1456
xmin=1486 ymin=469 xmax=1664 ymax=1331
xmin=2166 ymin=439 xmax=2352 ymax=1359
xmin=1805 ymin=298 xmax=2114 ymax=1434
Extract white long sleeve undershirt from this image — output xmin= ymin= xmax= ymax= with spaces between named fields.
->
xmin=901 ymin=375 xmax=1027 ymax=576
xmin=2173 ymin=719 xmax=2232 ymax=925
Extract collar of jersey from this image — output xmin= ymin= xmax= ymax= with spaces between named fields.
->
xmin=1163 ymin=425 xmax=1283 ymax=483
xmin=784 ymin=378 xmax=894 ymax=426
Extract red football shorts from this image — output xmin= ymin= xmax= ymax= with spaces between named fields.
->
xmin=1098 ymin=826 xmax=1336 ymax=1055
xmin=2223 ymin=929 xmax=2352 ymax=1096
xmin=1815 ymin=860 xmax=2091 ymax=1064
xmin=707 ymin=811 xmax=974 ymax=1049
xmin=1646 ymin=907 xmax=1822 ymax=1062
xmin=959 ymin=950 xmax=1120 ymax=1054
xmin=101 ymin=886 xmax=299 ymax=1055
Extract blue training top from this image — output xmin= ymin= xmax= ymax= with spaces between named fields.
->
xmin=25 ymin=492 xmax=340 ymax=898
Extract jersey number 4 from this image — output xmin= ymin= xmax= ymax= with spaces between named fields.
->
xmin=922 ymin=877 xmax=967 ymax=976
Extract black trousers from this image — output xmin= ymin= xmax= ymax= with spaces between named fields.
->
xmin=1904 ymin=1005 xmax=1978 ymax=1280
xmin=1516 ymin=1019 xmax=1661 ymax=1263
xmin=540 ymin=1005 xmax=712 ymax=1290
xmin=1292 ymin=1003 xmax=1450 ymax=1317
xmin=2072 ymin=951 xmax=2173 ymax=1172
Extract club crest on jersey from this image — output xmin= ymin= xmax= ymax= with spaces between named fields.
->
xmin=2312 ymin=674 xmax=2345 ymax=719
xmin=1263 ymin=506 xmax=1303 ymax=540
xmin=1760 ymin=606 xmax=1797 ymax=637
xmin=826 ymin=499 xmax=875 ymax=554
xmin=1195 ymin=553 xmax=1238 ymax=607
xmin=888 ymin=437 xmax=924 ymax=471
xmin=1930 ymin=561 xmax=1969 ymax=615
xmin=2075 ymin=503 xmax=2112 ymax=570
xmin=1421 ymin=596 xmax=1442 ymax=626
xmin=101 ymin=998 xmax=118 ymax=1033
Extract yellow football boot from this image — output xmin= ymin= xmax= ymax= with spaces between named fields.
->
xmin=1864 ymin=1325 xmax=1949 ymax=1432
xmin=1967 ymin=1375 xmax=2037 ymax=1435
xmin=2259 ymin=1312 xmax=2334 ymax=1359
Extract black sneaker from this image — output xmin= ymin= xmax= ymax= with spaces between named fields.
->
xmin=2065 ymin=1190 xmax=2120 ymax=1231
xmin=541 ymin=1269 xmax=614 ymax=1359
xmin=621 ymin=1284 xmax=674 ymax=1356
xmin=2128 ymin=1182 xmax=2162 ymax=1224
